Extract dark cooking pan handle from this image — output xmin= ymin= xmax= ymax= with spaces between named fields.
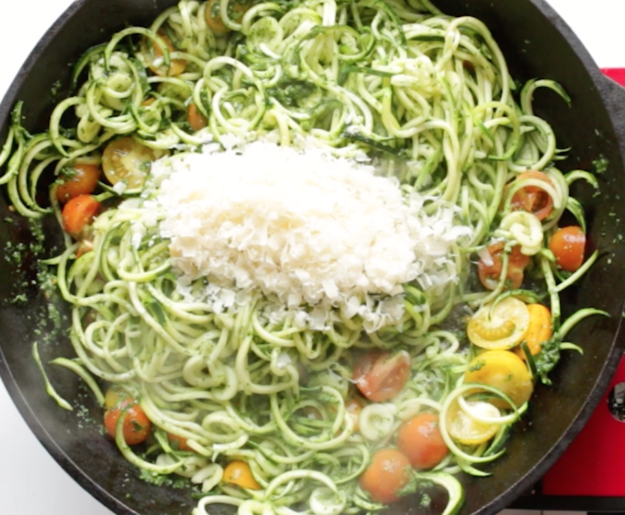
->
xmin=599 ymin=76 xmax=625 ymax=150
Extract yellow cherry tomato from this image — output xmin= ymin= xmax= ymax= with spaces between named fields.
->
xmin=104 ymin=387 xmax=128 ymax=409
xmin=101 ymin=137 xmax=164 ymax=189
xmin=446 ymin=399 xmax=500 ymax=445
xmin=467 ymin=297 xmax=530 ymax=350
xmin=464 ymin=350 xmax=533 ymax=408
xmin=223 ymin=461 xmax=262 ymax=490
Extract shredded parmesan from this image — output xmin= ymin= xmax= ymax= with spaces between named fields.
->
xmin=149 ymin=141 xmax=471 ymax=331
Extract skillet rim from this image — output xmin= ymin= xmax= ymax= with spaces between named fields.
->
xmin=0 ymin=1 xmax=624 ymax=515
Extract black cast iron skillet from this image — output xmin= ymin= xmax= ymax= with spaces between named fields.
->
xmin=1 ymin=0 xmax=625 ymax=514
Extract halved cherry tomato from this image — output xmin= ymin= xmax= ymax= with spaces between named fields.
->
xmin=464 ymin=350 xmax=533 ymax=408
xmin=223 ymin=461 xmax=262 ymax=490
xmin=509 ymin=170 xmax=554 ymax=221
xmin=515 ymin=304 xmax=552 ymax=358
xmin=187 ymin=103 xmax=208 ymax=131
xmin=56 ymin=163 xmax=101 ymax=203
xmin=104 ymin=398 xmax=151 ymax=445
xmin=478 ymin=242 xmax=530 ymax=290
xmin=359 ymin=449 xmax=412 ymax=504
xmin=144 ymin=31 xmax=186 ymax=77
xmin=549 ymin=226 xmax=586 ymax=272
xmin=467 ymin=297 xmax=531 ymax=350
xmin=353 ymin=350 xmax=411 ymax=402
xmin=102 ymin=137 xmax=162 ymax=189
xmin=61 ymin=194 xmax=101 ymax=235
xmin=167 ymin=433 xmax=193 ymax=452
xmin=397 ymin=413 xmax=448 ymax=469
xmin=205 ymin=0 xmax=251 ymax=36
xmin=446 ymin=400 xmax=500 ymax=445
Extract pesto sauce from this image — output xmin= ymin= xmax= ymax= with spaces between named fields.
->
xmin=138 ymin=468 xmax=190 ymax=489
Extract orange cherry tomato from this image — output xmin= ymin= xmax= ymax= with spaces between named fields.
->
xmin=61 ymin=194 xmax=101 ymax=235
xmin=145 ymin=31 xmax=186 ymax=77
xmin=104 ymin=399 xmax=151 ymax=445
xmin=478 ymin=242 xmax=530 ymax=290
xmin=223 ymin=461 xmax=262 ymax=490
xmin=549 ymin=226 xmax=586 ymax=272
xmin=56 ymin=163 xmax=101 ymax=203
xmin=509 ymin=170 xmax=554 ymax=221
xmin=205 ymin=0 xmax=251 ymax=36
xmin=353 ymin=350 xmax=411 ymax=402
xmin=167 ymin=433 xmax=193 ymax=452
xmin=187 ymin=103 xmax=208 ymax=131
xmin=397 ymin=413 xmax=448 ymax=470
xmin=516 ymin=304 xmax=553 ymax=359
xmin=359 ymin=449 xmax=412 ymax=504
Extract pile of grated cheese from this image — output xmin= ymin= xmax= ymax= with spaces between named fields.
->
xmin=152 ymin=141 xmax=470 ymax=331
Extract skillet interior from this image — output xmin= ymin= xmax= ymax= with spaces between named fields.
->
xmin=0 ymin=1 xmax=624 ymax=514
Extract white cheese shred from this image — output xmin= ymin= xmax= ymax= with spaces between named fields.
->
xmin=151 ymin=141 xmax=471 ymax=331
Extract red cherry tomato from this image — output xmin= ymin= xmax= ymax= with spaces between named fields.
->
xmin=397 ymin=413 xmax=448 ymax=469
xmin=104 ymin=399 xmax=151 ymax=445
xmin=549 ymin=226 xmax=586 ymax=272
xmin=478 ymin=242 xmax=530 ymax=290
xmin=509 ymin=170 xmax=554 ymax=220
xmin=359 ymin=449 xmax=412 ymax=504
xmin=56 ymin=163 xmax=101 ymax=203
xmin=353 ymin=351 xmax=411 ymax=402
xmin=61 ymin=194 xmax=101 ymax=235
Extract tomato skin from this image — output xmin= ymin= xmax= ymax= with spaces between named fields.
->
xmin=549 ymin=226 xmax=586 ymax=272
xmin=478 ymin=242 xmax=530 ymax=290
xmin=509 ymin=170 xmax=554 ymax=220
xmin=167 ymin=433 xmax=193 ymax=452
xmin=353 ymin=350 xmax=411 ymax=402
xmin=516 ymin=304 xmax=552 ymax=358
xmin=187 ymin=103 xmax=208 ymax=131
xmin=104 ymin=400 xmax=151 ymax=445
xmin=464 ymin=350 xmax=533 ymax=408
xmin=397 ymin=413 xmax=448 ymax=469
xmin=56 ymin=164 xmax=100 ymax=203
xmin=359 ymin=449 xmax=412 ymax=504
xmin=61 ymin=194 xmax=101 ymax=235
xmin=223 ymin=461 xmax=262 ymax=490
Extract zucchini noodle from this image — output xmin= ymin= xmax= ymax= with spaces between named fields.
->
xmin=0 ymin=0 xmax=606 ymax=514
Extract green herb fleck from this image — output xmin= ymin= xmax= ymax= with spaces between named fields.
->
xmin=592 ymin=156 xmax=609 ymax=175
xmin=534 ymin=336 xmax=562 ymax=385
